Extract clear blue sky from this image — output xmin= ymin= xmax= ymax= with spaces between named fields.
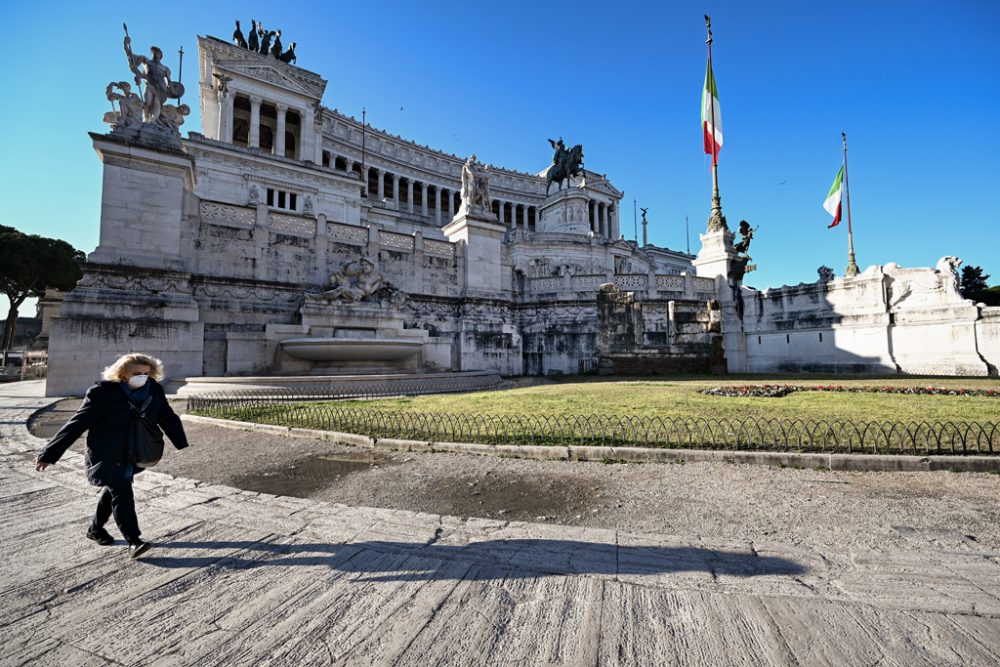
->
xmin=2 ymin=0 xmax=998 ymax=319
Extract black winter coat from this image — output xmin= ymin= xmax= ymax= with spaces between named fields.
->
xmin=37 ymin=380 xmax=189 ymax=486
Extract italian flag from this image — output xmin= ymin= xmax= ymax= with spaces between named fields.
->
xmin=702 ymin=61 xmax=723 ymax=165
xmin=824 ymin=166 xmax=844 ymax=228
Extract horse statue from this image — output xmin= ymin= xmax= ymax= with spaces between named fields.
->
xmin=545 ymin=143 xmax=585 ymax=195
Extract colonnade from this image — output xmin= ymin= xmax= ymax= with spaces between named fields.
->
xmin=228 ymin=94 xmax=303 ymax=159
xmin=589 ymin=200 xmax=618 ymax=238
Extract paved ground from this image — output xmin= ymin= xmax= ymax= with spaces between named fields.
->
xmin=3 ymin=381 xmax=1000 ymax=666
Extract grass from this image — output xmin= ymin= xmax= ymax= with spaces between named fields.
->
xmin=331 ymin=376 xmax=1000 ymax=424
xmin=189 ymin=375 xmax=1000 ymax=455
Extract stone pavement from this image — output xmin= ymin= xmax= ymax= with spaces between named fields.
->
xmin=2 ymin=381 xmax=999 ymax=666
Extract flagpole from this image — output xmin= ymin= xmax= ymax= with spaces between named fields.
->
xmin=705 ymin=15 xmax=727 ymax=233
xmin=842 ymin=132 xmax=859 ymax=276
xmin=633 ymin=198 xmax=638 ymax=242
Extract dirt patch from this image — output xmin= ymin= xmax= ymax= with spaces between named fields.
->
xmin=231 ymin=452 xmax=400 ymax=498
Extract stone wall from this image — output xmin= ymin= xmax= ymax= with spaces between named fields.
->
xmin=738 ymin=262 xmax=997 ymax=376
xmin=594 ymin=285 xmax=719 ymax=375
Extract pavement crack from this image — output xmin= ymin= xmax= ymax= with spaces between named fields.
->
xmin=426 ymin=524 xmax=445 ymax=547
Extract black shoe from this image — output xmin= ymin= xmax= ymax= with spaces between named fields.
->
xmin=86 ymin=526 xmax=114 ymax=546
xmin=128 ymin=540 xmax=152 ymax=559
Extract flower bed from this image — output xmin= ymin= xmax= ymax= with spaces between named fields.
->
xmin=701 ymin=385 xmax=1000 ymax=398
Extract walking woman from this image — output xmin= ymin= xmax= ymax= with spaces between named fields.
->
xmin=35 ymin=353 xmax=189 ymax=558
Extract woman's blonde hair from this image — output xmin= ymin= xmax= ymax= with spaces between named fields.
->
xmin=101 ymin=353 xmax=165 ymax=382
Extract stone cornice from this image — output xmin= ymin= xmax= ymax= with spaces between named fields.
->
xmin=184 ymin=136 xmax=360 ymax=193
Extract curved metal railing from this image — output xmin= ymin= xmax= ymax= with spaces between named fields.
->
xmin=187 ymin=387 xmax=1000 ymax=456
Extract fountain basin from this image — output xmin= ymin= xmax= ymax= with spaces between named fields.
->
xmin=280 ymin=338 xmax=422 ymax=362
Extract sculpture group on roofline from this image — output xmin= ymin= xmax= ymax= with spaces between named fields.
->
xmin=232 ymin=19 xmax=297 ymax=64
xmin=104 ymin=25 xmax=189 ymax=137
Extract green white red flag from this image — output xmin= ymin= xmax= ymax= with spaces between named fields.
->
xmin=823 ymin=166 xmax=844 ymax=228
xmin=702 ymin=61 xmax=723 ymax=165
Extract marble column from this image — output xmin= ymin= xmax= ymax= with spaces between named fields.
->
xmin=249 ymin=96 xmax=262 ymax=149
xmin=221 ymin=91 xmax=234 ymax=143
xmin=420 ymin=183 xmax=428 ymax=216
xmin=376 ymin=169 xmax=384 ymax=200
xmin=522 ymin=204 xmax=528 ymax=230
xmin=434 ymin=186 xmax=442 ymax=225
xmin=275 ymin=104 xmax=287 ymax=157
xmin=407 ymin=179 xmax=415 ymax=213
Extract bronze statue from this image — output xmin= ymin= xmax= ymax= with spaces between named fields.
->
xmin=640 ymin=207 xmax=648 ymax=224
xmin=270 ymin=30 xmax=282 ymax=58
xmin=248 ymin=19 xmax=259 ymax=52
xmin=548 ymin=137 xmax=566 ymax=166
xmin=259 ymin=29 xmax=274 ymax=55
xmin=545 ymin=138 xmax=584 ymax=196
xmin=733 ymin=219 xmax=757 ymax=256
xmin=233 ymin=20 xmax=247 ymax=49
xmin=278 ymin=42 xmax=297 ymax=64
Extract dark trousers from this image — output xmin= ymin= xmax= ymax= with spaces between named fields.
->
xmin=93 ymin=483 xmax=140 ymax=543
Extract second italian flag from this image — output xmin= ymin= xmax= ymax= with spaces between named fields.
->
xmin=823 ymin=166 xmax=844 ymax=228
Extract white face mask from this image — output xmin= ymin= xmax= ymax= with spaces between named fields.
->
xmin=127 ymin=374 xmax=149 ymax=388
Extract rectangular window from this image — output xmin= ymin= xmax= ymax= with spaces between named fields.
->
xmin=819 ymin=332 xmax=823 ymax=342
xmin=786 ymin=334 xmax=790 ymax=344
xmin=758 ymin=336 xmax=762 ymax=345
xmin=265 ymin=187 xmax=299 ymax=212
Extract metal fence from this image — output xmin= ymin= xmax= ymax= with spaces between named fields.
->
xmin=187 ymin=387 xmax=1000 ymax=456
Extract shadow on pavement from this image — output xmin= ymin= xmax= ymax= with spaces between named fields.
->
xmin=140 ymin=538 xmax=807 ymax=580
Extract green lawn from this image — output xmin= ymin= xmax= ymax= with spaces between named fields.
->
xmin=338 ymin=376 xmax=1000 ymax=424
xmin=191 ymin=375 xmax=1000 ymax=454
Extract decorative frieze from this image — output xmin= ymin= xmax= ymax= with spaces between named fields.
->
xmin=379 ymin=231 xmax=415 ymax=252
xmin=614 ymin=274 xmax=647 ymax=290
xmin=423 ymin=239 xmax=455 ymax=258
xmin=269 ymin=213 xmax=315 ymax=237
xmin=199 ymin=201 xmax=255 ymax=227
xmin=77 ymin=272 xmax=193 ymax=294
xmin=572 ymin=275 xmax=605 ymax=291
xmin=656 ymin=275 xmax=685 ymax=290
xmin=691 ymin=277 xmax=716 ymax=293
xmin=327 ymin=222 xmax=368 ymax=245
xmin=531 ymin=277 xmax=563 ymax=292
xmin=196 ymin=283 xmax=302 ymax=303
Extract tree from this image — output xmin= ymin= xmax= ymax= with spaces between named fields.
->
xmin=959 ymin=265 xmax=991 ymax=300
xmin=0 ymin=226 xmax=84 ymax=350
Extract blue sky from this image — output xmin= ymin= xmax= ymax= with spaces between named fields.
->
xmin=2 ymin=0 xmax=998 ymax=319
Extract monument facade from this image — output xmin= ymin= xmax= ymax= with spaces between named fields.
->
xmin=43 ymin=27 xmax=999 ymax=394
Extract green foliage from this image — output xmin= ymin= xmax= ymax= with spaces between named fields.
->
xmin=0 ymin=225 xmax=84 ymax=349
xmin=959 ymin=264 xmax=991 ymax=300
xmin=974 ymin=285 xmax=1000 ymax=306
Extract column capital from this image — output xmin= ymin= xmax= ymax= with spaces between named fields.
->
xmin=276 ymin=103 xmax=288 ymax=112
xmin=249 ymin=95 xmax=263 ymax=106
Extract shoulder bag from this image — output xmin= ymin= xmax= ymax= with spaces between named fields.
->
xmin=127 ymin=396 xmax=165 ymax=467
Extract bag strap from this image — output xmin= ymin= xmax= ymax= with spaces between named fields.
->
xmin=128 ymin=397 xmax=156 ymax=428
